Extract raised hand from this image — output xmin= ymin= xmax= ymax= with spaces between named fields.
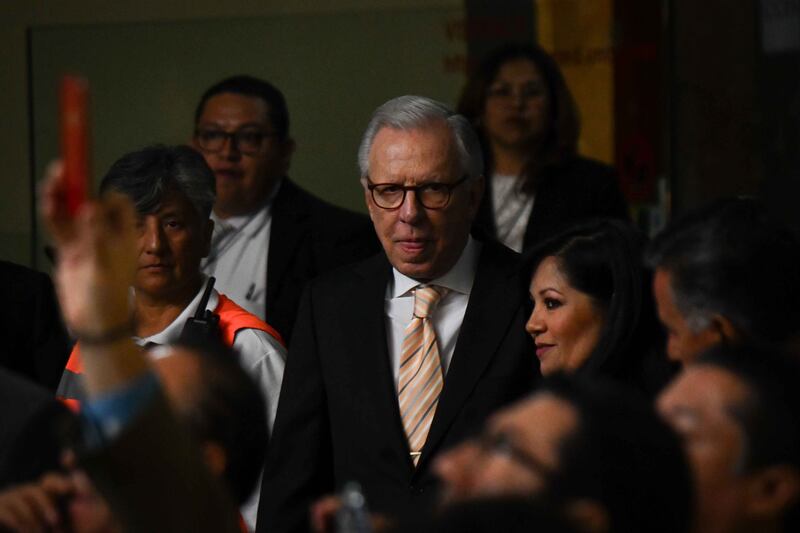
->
xmin=40 ymin=161 xmax=137 ymax=340
xmin=0 ymin=472 xmax=74 ymax=533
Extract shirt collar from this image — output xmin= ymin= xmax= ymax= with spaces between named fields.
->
xmin=133 ymin=276 xmax=219 ymax=346
xmin=390 ymin=236 xmax=481 ymax=299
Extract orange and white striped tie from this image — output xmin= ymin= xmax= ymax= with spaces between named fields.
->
xmin=398 ymin=285 xmax=446 ymax=466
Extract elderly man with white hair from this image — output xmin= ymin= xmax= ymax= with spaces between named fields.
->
xmin=257 ymin=96 xmax=537 ymax=532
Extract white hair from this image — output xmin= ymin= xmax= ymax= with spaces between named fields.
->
xmin=357 ymin=95 xmax=483 ymax=181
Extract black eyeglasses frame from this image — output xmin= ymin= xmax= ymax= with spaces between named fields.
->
xmin=193 ymin=128 xmax=277 ymax=156
xmin=365 ymin=175 xmax=470 ymax=210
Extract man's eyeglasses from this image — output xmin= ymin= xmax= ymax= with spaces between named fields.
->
xmin=194 ymin=128 xmax=275 ymax=155
xmin=476 ymin=431 xmax=554 ymax=480
xmin=366 ymin=176 xmax=469 ymax=210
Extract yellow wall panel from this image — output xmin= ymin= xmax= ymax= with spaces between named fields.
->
xmin=535 ymin=0 xmax=614 ymax=164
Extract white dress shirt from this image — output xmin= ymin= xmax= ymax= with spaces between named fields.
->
xmin=384 ymin=237 xmax=481 ymax=388
xmin=139 ymin=277 xmax=286 ymax=532
xmin=136 ymin=277 xmax=286 ymax=433
xmin=201 ymin=181 xmax=282 ymax=321
xmin=491 ymin=173 xmax=535 ymax=253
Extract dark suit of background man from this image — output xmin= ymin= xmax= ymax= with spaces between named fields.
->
xmin=0 ymin=261 xmax=71 ymax=391
xmin=258 ymin=96 xmax=537 ymax=532
xmin=192 ymin=76 xmax=377 ymax=343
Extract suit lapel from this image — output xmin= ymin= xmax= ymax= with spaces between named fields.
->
xmin=350 ymin=256 xmax=413 ymax=466
xmin=416 ymin=243 xmax=519 ymax=471
xmin=266 ymin=179 xmax=310 ymax=313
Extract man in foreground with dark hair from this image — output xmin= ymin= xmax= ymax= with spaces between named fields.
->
xmin=150 ymin=339 xmax=269 ymax=508
xmin=658 ymin=346 xmax=800 ymax=533
xmin=646 ymin=198 xmax=800 ymax=363
xmin=0 ymin=340 xmax=269 ymax=533
xmin=192 ymin=75 xmax=377 ymax=342
xmin=434 ymin=375 xmax=693 ymax=533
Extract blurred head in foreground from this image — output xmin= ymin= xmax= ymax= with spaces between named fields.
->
xmin=658 ymin=346 xmax=800 ymax=533
xmin=435 ymin=375 xmax=692 ymax=533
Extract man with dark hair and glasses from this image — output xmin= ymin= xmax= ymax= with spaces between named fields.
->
xmin=259 ymin=95 xmax=536 ymax=532
xmin=435 ymin=376 xmax=693 ymax=533
xmin=192 ymin=75 xmax=377 ymax=343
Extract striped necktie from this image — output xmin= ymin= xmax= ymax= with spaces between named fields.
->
xmin=398 ymin=285 xmax=446 ymax=466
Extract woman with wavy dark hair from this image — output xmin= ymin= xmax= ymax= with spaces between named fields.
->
xmin=523 ymin=219 xmax=671 ymax=396
xmin=458 ymin=43 xmax=628 ymax=253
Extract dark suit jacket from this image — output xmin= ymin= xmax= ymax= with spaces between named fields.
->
xmin=475 ymin=156 xmax=629 ymax=252
xmin=265 ymin=178 xmax=379 ymax=343
xmin=257 ymin=240 xmax=537 ymax=533
xmin=0 ymin=261 xmax=71 ymax=391
xmin=0 ymin=368 xmax=75 ymax=488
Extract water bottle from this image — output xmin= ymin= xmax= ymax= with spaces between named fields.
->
xmin=335 ymin=482 xmax=373 ymax=533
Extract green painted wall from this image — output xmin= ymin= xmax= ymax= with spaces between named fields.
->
xmin=2 ymin=1 xmax=465 ymax=268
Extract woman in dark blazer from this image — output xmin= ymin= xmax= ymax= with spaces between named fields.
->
xmin=458 ymin=43 xmax=628 ymax=252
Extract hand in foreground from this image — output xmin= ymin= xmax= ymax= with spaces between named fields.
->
xmin=39 ymin=161 xmax=137 ymax=339
xmin=0 ymin=473 xmax=74 ymax=533
xmin=60 ymin=452 xmax=120 ymax=533
xmin=310 ymin=495 xmax=341 ymax=533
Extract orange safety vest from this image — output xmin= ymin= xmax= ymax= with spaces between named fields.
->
xmin=58 ymin=293 xmax=284 ymax=411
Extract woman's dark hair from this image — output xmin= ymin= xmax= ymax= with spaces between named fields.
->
xmin=524 ymin=219 xmax=668 ymax=393
xmin=456 ymin=42 xmax=579 ymax=192
xmin=99 ymin=144 xmax=215 ymax=221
